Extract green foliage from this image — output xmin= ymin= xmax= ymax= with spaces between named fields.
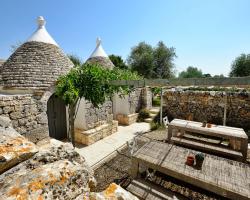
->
xmin=229 ymin=54 xmax=250 ymax=77
xmin=56 ymin=63 xmax=141 ymax=107
xmin=152 ymin=97 xmax=161 ymax=106
xmin=127 ymin=41 xmax=176 ymax=78
xmin=68 ymin=54 xmax=82 ymax=66
xmin=128 ymin=42 xmax=154 ymax=78
xmin=179 ymin=66 xmax=203 ymax=78
xmin=109 ymin=54 xmax=128 ymax=69
xmin=152 ymin=41 xmax=176 ymax=78
xmin=137 ymin=109 xmax=150 ymax=122
xmin=151 ymin=87 xmax=161 ymax=96
xmin=150 ymin=121 xmax=165 ymax=131
xmin=202 ymin=73 xmax=211 ymax=78
xmin=213 ymin=74 xmax=224 ymax=78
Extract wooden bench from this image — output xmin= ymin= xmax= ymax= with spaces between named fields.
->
xmin=127 ymin=178 xmax=187 ymax=200
xmin=168 ymin=119 xmax=248 ymax=161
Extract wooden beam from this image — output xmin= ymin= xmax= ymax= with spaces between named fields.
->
xmin=111 ymin=77 xmax=250 ymax=87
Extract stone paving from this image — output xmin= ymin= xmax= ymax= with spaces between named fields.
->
xmin=75 ymin=122 xmax=150 ymax=168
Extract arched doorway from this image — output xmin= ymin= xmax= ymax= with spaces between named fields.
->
xmin=47 ymin=94 xmax=67 ymax=140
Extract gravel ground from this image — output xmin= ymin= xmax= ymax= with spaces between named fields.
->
xmin=93 ymin=130 xmax=239 ymax=200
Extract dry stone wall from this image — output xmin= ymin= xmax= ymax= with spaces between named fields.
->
xmin=0 ymin=94 xmax=49 ymax=143
xmin=84 ymin=100 xmax=113 ymax=130
xmin=163 ymin=90 xmax=250 ymax=130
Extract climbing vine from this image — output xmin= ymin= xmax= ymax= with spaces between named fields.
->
xmin=56 ymin=63 xmax=141 ymax=146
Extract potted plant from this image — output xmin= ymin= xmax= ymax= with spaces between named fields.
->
xmin=201 ymin=121 xmax=207 ymax=127
xmin=195 ymin=153 xmax=205 ymax=168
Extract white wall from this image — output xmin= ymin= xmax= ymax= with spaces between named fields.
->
xmin=74 ymin=98 xmax=87 ymax=130
xmin=112 ymin=94 xmax=130 ymax=116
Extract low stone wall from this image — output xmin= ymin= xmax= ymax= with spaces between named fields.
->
xmin=0 ymin=93 xmax=49 ymax=143
xmin=75 ymin=120 xmax=118 ymax=145
xmin=84 ymin=100 xmax=113 ymax=130
xmin=116 ymin=113 xmax=138 ymax=125
xmin=163 ymin=90 xmax=250 ymax=130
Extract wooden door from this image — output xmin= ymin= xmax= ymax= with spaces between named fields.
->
xmin=47 ymin=94 xmax=67 ymax=140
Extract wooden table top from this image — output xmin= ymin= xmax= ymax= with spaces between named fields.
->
xmin=169 ymin=119 xmax=248 ymax=139
xmin=133 ymin=141 xmax=250 ymax=200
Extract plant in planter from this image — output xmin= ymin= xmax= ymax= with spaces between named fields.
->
xmin=195 ymin=153 xmax=205 ymax=169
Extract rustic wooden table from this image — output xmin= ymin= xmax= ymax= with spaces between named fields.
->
xmin=131 ymin=141 xmax=250 ymax=200
xmin=168 ymin=119 xmax=248 ymax=161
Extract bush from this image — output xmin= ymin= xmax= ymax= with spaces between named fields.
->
xmin=152 ymin=97 xmax=161 ymax=106
xmin=150 ymin=121 xmax=160 ymax=130
xmin=137 ymin=109 xmax=150 ymax=122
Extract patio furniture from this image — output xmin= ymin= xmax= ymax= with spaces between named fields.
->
xmin=130 ymin=141 xmax=250 ymax=200
xmin=168 ymin=119 xmax=248 ymax=161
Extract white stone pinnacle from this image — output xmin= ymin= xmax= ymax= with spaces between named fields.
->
xmin=89 ymin=37 xmax=108 ymax=58
xmin=27 ymin=16 xmax=58 ymax=46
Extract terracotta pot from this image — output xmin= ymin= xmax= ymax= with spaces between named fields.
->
xmin=207 ymin=123 xmax=212 ymax=128
xmin=186 ymin=155 xmax=194 ymax=166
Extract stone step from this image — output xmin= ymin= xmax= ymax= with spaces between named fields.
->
xmin=149 ymin=113 xmax=157 ymax=118
xmin=144 ymin=118 xmax=153 ymax=123
xmin=149 ymin=108 xmax=160 ymax=114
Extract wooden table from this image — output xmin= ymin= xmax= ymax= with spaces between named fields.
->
xmin=168 ymin=119 xmax=248 ymax=161
xmin=131 ymin=141 xmax=250 ymax=200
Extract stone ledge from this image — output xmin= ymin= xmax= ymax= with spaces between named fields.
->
xmin=116 ymin=113 xmax=138 ymax=125
xmin=75 ymin=120 xmax=118 ymax=145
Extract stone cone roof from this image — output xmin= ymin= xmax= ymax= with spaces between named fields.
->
xmin=1 ymin=17 xmax=73 ymax=90
xmin=86 ymin=38 xmax=114 ymax=70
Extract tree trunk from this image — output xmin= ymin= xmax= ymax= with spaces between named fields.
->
xmin=69 ymin=100 xmax=77 ymax=147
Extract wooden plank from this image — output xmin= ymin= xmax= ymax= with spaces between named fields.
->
xmin=111 ymin=77 xmax=250 ymax=87
xmin=131 ymin=141 xmax=250 ymax=200
xmin=171 ymin=136 xmax=243 ymax=160
xmin=127 ymin=178 xmax=187 ymax=200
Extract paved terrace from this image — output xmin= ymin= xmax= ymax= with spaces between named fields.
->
xmin=75 ymin=122 xmax=150 ymax=169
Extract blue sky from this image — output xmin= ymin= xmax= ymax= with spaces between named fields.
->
xmin=1 ymin=0 xmax=250 ymax=76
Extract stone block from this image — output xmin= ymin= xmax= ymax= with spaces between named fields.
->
xmin=74 ymin=120 xmax=118 ymax=145
xmin=0 ymin=116 xmax=12 ymax=128
xmin=0 ymin=126 xmax=38 ymax=174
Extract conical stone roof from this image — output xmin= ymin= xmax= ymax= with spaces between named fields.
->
xmin=86 ymin=38 xmax=114 ymax=70
xmin=1 ymin=16 xmax=73 ymax=90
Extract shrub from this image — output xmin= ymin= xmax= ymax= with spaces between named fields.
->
xmin=137 ymin=109 xmax=150 ymax=122
xmin=152 ymin=97 xmax=161 ymax=106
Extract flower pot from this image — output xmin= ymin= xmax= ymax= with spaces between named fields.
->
xmin=207 ymin=123 xmax=212 ymax=128
xmin=186 ymin=155 xmax=194 ymax=166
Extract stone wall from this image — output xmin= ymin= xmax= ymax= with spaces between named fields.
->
xmin=84 ymin=100 xmax=113 ymax=130
xmin=141 ymin=87 xmax=152 ymax=110
xmin=163 ymin=90 xmax=250 ymax=130
xmin=129 ymin=88 xmax=143 ymax=114
xmin=0 ymin=93 xmax=49 ymax=143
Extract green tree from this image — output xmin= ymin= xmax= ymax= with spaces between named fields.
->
xmin=56 ymin=63 xmax=140 ymax=146
xmin=152 ymin=41 xmax=176 ymax=78
xmin=127 ymin=41 xmax=176 ymax=78
xmin=109 ymin=54 xmax=128 ymax=69
xmin=68 ymin=54 xmax=82 ymax=66
xmin=127 ymin=42 xmax=154 ymax=78
xmin=213 ymin=74 xmax=224 ymax=78
xmin=229 ymin=54 xmax=250 ymax=77
xmin=179 ymin=66 xmax=203 ymax=78
xmin=202 ymin=73 xmax=211 ymax=78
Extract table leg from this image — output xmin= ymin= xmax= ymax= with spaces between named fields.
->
xmin=168 ymin=125 xmax=172 ymax=143
xmin=241 ymin=139 xmax=248 ymax=162
xmin=130 ymin=157 xmax=139 ymax=178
